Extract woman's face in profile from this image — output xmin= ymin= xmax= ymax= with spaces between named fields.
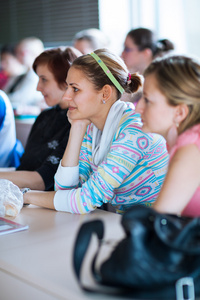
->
xmin=136 ymin=73 xmax=177 ymax=139
xmin=62 ymin=67 xmax=103 ymax=123
xmin=121 ymin=36 xmax=143 ymax=71
xmin=36 ymin=64 xmax=67 ymax=108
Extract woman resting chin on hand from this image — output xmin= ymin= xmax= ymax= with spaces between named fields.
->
xmin=24 ymin=49 xmax=168 ymax=214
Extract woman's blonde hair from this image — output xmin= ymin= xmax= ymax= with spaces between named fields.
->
xmin=144 ymin=55 xmax=200 ymax=134
xmin=71 ymin=48 xmax=142 ymax=99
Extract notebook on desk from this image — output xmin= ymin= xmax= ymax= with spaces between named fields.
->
xmin=0 ymin=168 xmax=16 ymax=172
xmin=0 ymin=217 xmax=29 ymax=235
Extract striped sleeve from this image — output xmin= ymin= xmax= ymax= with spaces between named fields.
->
xmin=54 ymin=121 xmax=150 ymax=214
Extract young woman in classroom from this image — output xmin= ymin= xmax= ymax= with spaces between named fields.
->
xmin=136 ymin=55 xmax=200 ymax=217
xmin=23 ymin=48 xmax=168 ymax=214
xmin=0 ymin=46 xmax=81 ymax=191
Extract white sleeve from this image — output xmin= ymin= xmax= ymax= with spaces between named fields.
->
xmin=54 ymin=160 xmax=79 ymax=188
xmin=53 ymin=189 xmax=75 ymax=213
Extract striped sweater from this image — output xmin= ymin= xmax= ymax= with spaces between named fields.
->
xmin=54 ymin=106 xmax=168 ymax=214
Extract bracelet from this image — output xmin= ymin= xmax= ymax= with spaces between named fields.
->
xmin=21 ymin=188 xmax=31 ymax=206
xmin=21 ymin=188 xmax=30 ymax=194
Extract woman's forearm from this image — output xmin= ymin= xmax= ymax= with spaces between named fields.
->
xmin=0 ymin=170 xmax=45 ymax=190
xmin=61 ymin=123 xmax=87 ymax=167
xmin=23 ymin=190 xmax=56 ymax=209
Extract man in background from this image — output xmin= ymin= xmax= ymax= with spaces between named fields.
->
xmin=7 ymin=37 xmax=44 ymax=109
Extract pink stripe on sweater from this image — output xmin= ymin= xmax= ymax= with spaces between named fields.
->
xmin=148 ymin=153 xmax=167 ymax=165
xmin=71 ymin=192 xmax=79 ymax=213
xmin=140 ymin=193 xmax=158 ymax=202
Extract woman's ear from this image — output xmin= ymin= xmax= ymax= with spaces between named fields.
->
xmin=174 ymin=104 xmax=189 ymax=125
xmin=102 ymin=85 xmax=113 ymax=102
xmin=142 ymin=48 xmax=153 ymax=62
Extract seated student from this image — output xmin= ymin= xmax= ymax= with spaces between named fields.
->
xmin=6 ymin=37 xmax=44 ymax=109
xmin=136 ymin=55 xmax=200 ymax=217
xmin=121 ymin=28 xmax=175 ymax=104
xmin=23 ymin=48 xmax=168 ymax=214
xmin=0 ymin=46 xmax=81 ymax=190
xmin=0 ymin=69 xmax=8 ymax=90
xmin=0 ymin=44 xmax=26 ymax=92
xmin=0 ymin=90 xmax=23 ymax=167
xmin=121 ymin=27 xmax=174 ymax=75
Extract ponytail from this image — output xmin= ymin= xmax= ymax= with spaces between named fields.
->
xmin=124 ymin=73 xmax=143 ymax=94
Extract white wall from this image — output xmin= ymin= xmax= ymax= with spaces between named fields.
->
xmin=99 ymin=0 xmax=131 ymax=55
xmin=183 ymin=0 xmax=200 ymax=58
xmin=99 ymin=0 xmax=200 ymax=59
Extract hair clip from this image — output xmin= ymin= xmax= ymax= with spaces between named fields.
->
xmin=127 ymin=73 xmax=131 ymax=85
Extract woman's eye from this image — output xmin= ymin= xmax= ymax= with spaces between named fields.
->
xmin=41 ymin=78 xmax=47 ymax=83
xmin=144 ymin=97 xmax=149 ymax=103
xmin=73 ymin=87 xmax=79 ymax=92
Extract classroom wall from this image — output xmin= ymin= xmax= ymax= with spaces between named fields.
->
xmin=1 ymin=0 xmax=200 ymax=59
xmin=183 ymin=0 xmax=200 ymax=58
xmin=99 ymin=0 xmax=200 ymax=59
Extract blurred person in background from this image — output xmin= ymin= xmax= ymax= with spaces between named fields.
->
xmin=121 ymin=28 xmax=174 ymax=103
xmin=0 ymin=90 xmax=24 ymax=168
xmin=0 ymin=69 xmax=9 ymax=90
xmin=73 ymin=28 xmax=109 ymax=54
xmin=121 ymin=28 xmax=174 ymax=75
xmin=7 ymin=37 xmax=44 ymax=110
xmin=0 ymin=44 xmax=26 ymax=93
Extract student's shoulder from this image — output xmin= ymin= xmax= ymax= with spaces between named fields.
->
xmin=120 ymin=102 xmax=142 ymax=127
xmin=147 ymin=133 xmax=168 ymax=154
xmin=0 ymin=93 xmax=6 ymax=108
xmin=0 ymin=90 xmax=10 ymax=105
xmin=37 ymin=105 xmax=67 ymax=119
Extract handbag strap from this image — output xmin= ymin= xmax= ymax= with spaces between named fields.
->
xmin=73 ymin=219 xmax=104 ymax=285
xmin=73 ymin=219 xmax=128 ymax=295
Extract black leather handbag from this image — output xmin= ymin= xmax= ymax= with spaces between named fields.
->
xmin=73 ymin=205 xmax=200 ymax=300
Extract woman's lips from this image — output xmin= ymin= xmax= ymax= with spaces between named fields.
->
xmin=68 ymin=106 xmax=76 ymax=110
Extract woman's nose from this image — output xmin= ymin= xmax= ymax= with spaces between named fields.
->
xmin=62 ymin=88 xmax=72 ymax=101
xmin=36 ymin=81 xmax=41 ymax=92
xmin=121 ymin=50 xmax=125 ymax=60
xmin=135 ymin=98 xmax=144 ymax=114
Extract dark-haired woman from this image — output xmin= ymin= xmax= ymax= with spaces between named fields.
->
xmin=0 ymin=47 xmax=81 ymax=190
xmin=122 ymin=27 xmax=174 ymax=75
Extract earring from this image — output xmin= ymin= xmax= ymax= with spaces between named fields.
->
xmin=176 ymin=122 xmax=179 ymax=128
xmin=102 ymin=99 xmax=106 ymax=104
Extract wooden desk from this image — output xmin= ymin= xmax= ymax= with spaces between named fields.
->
xmin=0 ymin=206 xmax=126 ymax=300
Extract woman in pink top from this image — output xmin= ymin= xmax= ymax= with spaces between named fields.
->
xmin=136 ymin=55 xmax=200 ymax=217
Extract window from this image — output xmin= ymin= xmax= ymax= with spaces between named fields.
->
xmin=99 ymin=0 xmax=199 ymax=57
xmin=0 ymin=0 xmax=99 ymax=47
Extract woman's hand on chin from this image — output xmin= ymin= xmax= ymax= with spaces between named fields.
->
xmin=67 ymin=114 xmax=91 ymax=128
